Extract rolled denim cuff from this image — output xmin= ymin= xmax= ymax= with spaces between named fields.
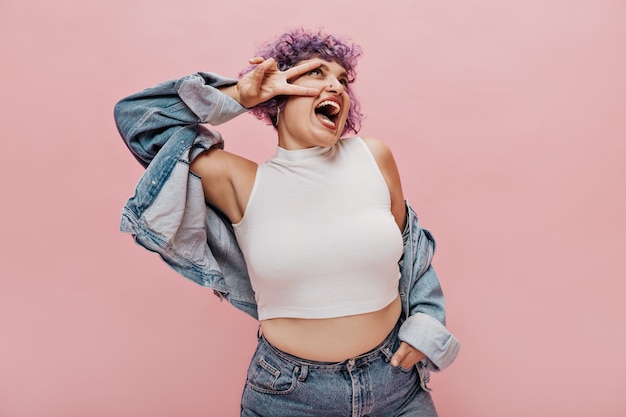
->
xmin=398 ymin=312 xmax=460 ymax=372
xmin=177 ymin=72 xmax=248 ymax=124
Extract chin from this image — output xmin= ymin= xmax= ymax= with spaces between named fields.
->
xmin=316 ymin=132 xmax=342 ymax=146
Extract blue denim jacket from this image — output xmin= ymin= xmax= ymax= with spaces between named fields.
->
xmin=114 ymin=72 xmax=460 ymax=384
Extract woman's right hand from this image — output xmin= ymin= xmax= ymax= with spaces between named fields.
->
xmin=227 ymin=57 xmax=322 ymax=108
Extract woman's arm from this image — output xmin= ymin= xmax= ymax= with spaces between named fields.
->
xmin=184 ymin=58 xmax=326 ymax=223
xmin=113 ymin=57 xmax=321 ymax=168
xmin=398 ymin=208 xmax=460 ymax=373
xmin=189 ymin=148 xmax=257 ymax=225
xmin=361 ymin=137 xmax=427 ymax=368
xmin=362 ymin=137 xmax=459 ymax=372
xmin=114 ymin=59 xmax=324 ymax=220
xmin=113 ymin=72 xmax=249 ymax=168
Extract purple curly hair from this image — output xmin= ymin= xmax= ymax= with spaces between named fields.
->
xmin=240 ymin=28 xmax=363 ymax=136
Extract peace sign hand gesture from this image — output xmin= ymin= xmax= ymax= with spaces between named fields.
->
xmin=227 ymin=57 xmax=322 ymax=109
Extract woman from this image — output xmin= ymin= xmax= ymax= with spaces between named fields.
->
xmin=114 ymin=28 xmax=459 ymax=417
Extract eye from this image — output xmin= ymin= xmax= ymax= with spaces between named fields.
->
xmin=339 ymin=78 xmax=349 ymax=87
xmin=309 ymin=68 xmax=323 ymax=76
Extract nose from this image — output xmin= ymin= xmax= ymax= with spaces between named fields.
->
xmin=325 ymin=76 xmax=345 ymax=94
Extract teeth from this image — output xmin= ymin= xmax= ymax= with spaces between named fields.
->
xmin=316 ymin=100 xmax=341 ymax=115
xmin=319 ymin=115 xmax=336 ymax=127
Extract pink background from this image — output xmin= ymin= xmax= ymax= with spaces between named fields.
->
xmin=2 ymin=0 xmax=625 ymax=416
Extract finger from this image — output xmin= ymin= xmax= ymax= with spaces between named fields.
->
xmin=390 ymin=343 xmax=411 ymax=367
xmin=253 ymin=57 xmax=277 ymax=76
xmin=245 ymin=57 xmax=276 ymax=79
xmin=279 ymin=84 xmax=320 ymax=97
xmin=399 ymin=350 xmax=419 ymax=369
xmin=245 ymin=58 xmax=276 ymax=92
xmin=284 ymin=59 xmax=323 ymax=80
xmin=248 ymin=56 xmax=265 ymax=65
xmin=392 ymin=343 xmax=425 ymax=368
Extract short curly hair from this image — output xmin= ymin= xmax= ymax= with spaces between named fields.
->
xmin=240 ymin=28 xmax=363 ymax=136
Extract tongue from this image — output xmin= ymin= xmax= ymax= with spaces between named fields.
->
xmin=316 ymin=113 xmax=336 ymax=129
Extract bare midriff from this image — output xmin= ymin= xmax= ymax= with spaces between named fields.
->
xmin=260 ymin=295 xmax=402 ymax=362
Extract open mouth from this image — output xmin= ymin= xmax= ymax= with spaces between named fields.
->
xmin=314 ymin=100 xmax=341 ymax=129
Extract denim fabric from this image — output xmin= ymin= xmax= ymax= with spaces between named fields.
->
xmin=114 ymin=71 xmax=460 ymax=379
xmin=241 ymin=320 xmax=437 ymax=417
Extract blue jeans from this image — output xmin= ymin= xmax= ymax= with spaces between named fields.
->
xmin=240 ymin=320 xmax=437 ymax=417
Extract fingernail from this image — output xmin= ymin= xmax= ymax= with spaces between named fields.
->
xmin=391 ymin=358 xmax=398 ymax=367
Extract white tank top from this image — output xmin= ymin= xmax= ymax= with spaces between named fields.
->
xmin=232 ymin=137 xmax=403 ymax=320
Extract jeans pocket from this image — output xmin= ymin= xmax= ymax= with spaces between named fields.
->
xmin=416 ymin=361 xmax=432 ymax=392
xmin=246 ymin=355 xmax=298 ymax=395
xmin=397 ymin=364 xmax=414 ymax=373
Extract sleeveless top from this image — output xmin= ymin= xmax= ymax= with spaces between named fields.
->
xmin=232 ymin=137 xmax=403 ymax=320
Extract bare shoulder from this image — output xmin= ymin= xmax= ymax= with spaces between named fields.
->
xmin=360 ymin=136 xmax=391 ymax=153
xmin=190 ymin=148 xmax=257 ymax=223
xmin=360 ymin=136 xmax=396 ymax=170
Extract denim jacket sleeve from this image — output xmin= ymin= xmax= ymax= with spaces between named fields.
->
xmin=113 ymin=73 xmax=260 ymax=319
xmin=398 ymin=202 xmax=460 ymax=374
xmin=114 ymin=72 xmax=248 ymax=167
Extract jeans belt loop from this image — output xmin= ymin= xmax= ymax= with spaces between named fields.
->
xmin=297 ymin=364 xmax=309 ymax=382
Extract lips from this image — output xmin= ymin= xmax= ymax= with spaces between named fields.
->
xmin=314 ymin=98 xmax=342 ymax=130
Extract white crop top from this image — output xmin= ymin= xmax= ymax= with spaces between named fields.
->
xmin=232 ymin=137 xmax=403 ymax=320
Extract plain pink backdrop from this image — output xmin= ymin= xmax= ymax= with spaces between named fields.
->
xmin=1 ymin=0 xmax=625 ymax=416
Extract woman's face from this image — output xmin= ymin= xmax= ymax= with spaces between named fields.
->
xmin=277 ymin=58 xmax=352 ymax=150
